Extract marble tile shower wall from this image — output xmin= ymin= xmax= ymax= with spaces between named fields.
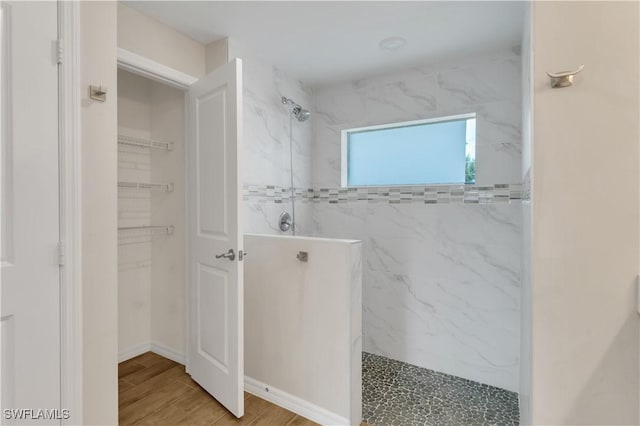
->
xmin=310 ymin=48 xmax=522 ymax=392
xmin=238 ymin=51 xmax=315 ymax=235
xmin=312 ymin=47 xmax=522 ymax=188
xmin=238 ymin=47 xmax=523 ymax=391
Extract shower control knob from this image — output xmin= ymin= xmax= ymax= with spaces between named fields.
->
xmin=279 ymin=212 xmax=292 ymax=232
xmin=215 ymin=249 xmax=235 ymax=261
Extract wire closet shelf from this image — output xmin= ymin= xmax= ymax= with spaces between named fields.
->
xmin=118 ymin=134 xmax=174 ymax=151
xmin=118 ymin=181 xmax=174 ymax=192
xmin=118 ymin=225 xmax=175 ymax=245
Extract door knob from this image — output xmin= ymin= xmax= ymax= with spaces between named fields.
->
xmin=215 ymin=249 xmax=235 ymax=261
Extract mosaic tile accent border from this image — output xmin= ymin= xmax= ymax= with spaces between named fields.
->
xmin=363 ymin=352 xmax=519 ymax=426
xmin=243 ymin=183 xmax=523 ymax=205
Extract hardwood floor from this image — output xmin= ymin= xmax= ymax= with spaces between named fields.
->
xmin=119 ymin=352 xmax=318 ymax=426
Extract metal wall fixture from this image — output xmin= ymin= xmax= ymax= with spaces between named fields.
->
xmin=279 ymin=211 xmax=292 ymax=232
xmin=297 ymin=251 xmax=308 ymax=262
xmin=281 ymin=97 xmax=311 ymax=122
xmin=89 ymin=85 xmax=107 ymax=102
xmin=280 ymin=97 xmax=312 ymax=235
xmin=547 ymin=64 xmax=584 ymax=88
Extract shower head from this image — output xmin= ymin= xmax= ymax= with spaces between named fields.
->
xmin=282 ymin=96 xmax=311 ymax=122
xmin=292 ymin=106 xmax=312 ymax=122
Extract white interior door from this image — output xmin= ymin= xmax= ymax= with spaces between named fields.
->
xmin=186 ymin=58 xmax=244 ymax=418
xmin=0 ymin=2 xmax=60 ymax=424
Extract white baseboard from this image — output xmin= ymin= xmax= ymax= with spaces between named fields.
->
xmin=150 ymin=342 xmax=186 ymax=365
xmin=244 ymin=376 xmax=350 ymax=426
xmin=118 ymin=342 xmax=186 ymax=365
xmin=118 ymin=342 xmax=151 ymax=363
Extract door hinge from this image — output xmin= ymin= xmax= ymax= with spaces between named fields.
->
xmin=56 ymin=39 xmax=63 ymax=65
xmin=57 ymin=241 xmax=65 ymax=266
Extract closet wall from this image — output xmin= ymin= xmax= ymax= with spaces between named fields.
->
xmin=149 ymin=79 xmax=186 ymax=357
xmin=118 ymin=3 xmax=206 ymax=79
xmin=117 ymin=69 xmax=186 ymax=360
xmin=118 ymin=70 xmax=153 ymax=355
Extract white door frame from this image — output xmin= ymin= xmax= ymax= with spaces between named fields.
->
xmin=58 ymin=1 xmax=82 ymax=424
xmin=116 ymin=48 xmax=197 ymax=89
xmin=58 ymin=4 xmax=199 ymax=423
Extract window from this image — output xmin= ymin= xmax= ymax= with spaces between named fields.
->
xmin=342 ymin=114 xmax=476 ymax=187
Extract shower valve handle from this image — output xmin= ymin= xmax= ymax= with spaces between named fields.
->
xmin=215 ymin=249 xmax=235 ymax=261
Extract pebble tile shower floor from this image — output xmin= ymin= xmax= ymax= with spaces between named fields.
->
xmin=362 ymin=352 xmax=519 ymax=426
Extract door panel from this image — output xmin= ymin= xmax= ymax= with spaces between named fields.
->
xmin=187 ymin=59 xmax=244 ymax=418
xmin=0 ymin=2 xmax=60 ymax=424
xmin=197 ymin=265 xmax=228 ymax=370
xmin=196 ymin=88 xmax=227 ymax=237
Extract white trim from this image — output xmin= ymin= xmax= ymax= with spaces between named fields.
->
xmin=340 ymin=130 xmax=348 ymax=188
xmin=244 ymin=377 xmax=350 ymax=426
xmin=118 ymin=342 xmax=186 ymax=365
xmin=58 ymin=1 xmax=82 ymax=425
xmin=344 ymin=112 xmax=476 ymax=135
xmin=183 ymin=89 xmax=191 ymax=375
xmin=118 ymin=343 xmax=151 ymax=363
xmin=117 ymin=48 xmax=197 ymax=90
xmin=149 ymin=343 xmax=185 ymax=365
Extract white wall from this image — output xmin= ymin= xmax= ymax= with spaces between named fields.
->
xmin=311 ymin=50 xmax=523 ymax=392
xmin=244 ymin=234 xmax=362 ymax=425
xmin=149 ymin=79 xmax=186 ymax=358
xmin=118 ymin=70 xmax=151 ymax=356
xmin=80 ymin=2 xmax=118 ymax=424
xmin=228 ymin=41 xmax=315 ymax=236
xmin=530 ymin=2 xmax=639 ymax=424
xmin=117 ymin=70 xmax=153 ymax=356
xmin=205 ymin=38 xmax=228 ymax=74
xmin=118 ymin=3 xmax=205 ymax=79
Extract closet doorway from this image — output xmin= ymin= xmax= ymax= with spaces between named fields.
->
xmin=116 ymin=54 xmax=245 ymax=418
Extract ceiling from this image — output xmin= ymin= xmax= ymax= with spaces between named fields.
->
xmin=124 ymin=1 xmax=525 ymax=86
